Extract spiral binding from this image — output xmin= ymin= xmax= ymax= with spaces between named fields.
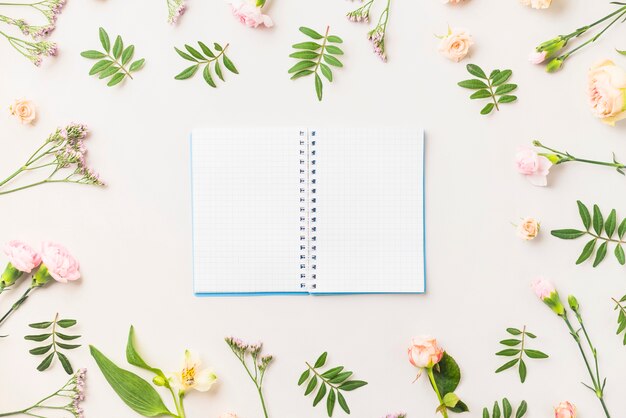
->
xmin=299 ymin=130 xmax=317 ymax=290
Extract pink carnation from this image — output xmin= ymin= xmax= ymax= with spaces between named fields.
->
xmin=40 ymin=242 xmax=80 ymax=283
xmin=531 ymin=277 xmax=555 ymax=300
xmin=515 ymin=145 xmax=552 ymax=187
xmin=228 ymin=0 xmax=273 ymax=28
xmin=3 ymin=240 xmax=41 ymax=273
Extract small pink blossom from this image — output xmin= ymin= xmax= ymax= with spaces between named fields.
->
xmin=228 ymin=0 xmax=273 ymax=28
xmin=531 ymin=277 xmax=555 ymax=300
xmin=408 ymin=336 xmax=444 ymax=369
xmin=40 ymin=242 xmax=80 ymax=283
xmin=515 ymin=146 xmax=552 ymax=187
xmin=529 ymin=50 xmax=548 ymax=64
xmin=554 ymin=401 xmax=576 ymax=418
xmin=3 ymin=240 xmax=41 ymax=273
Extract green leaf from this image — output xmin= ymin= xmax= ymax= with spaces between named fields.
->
xmin=213 ymin=43 xmax=223 ymax=52
xmin=617 ymin=49 xmax=626 ymax=56
xmin=81 ymin=50 xmax=106 ymax=59
xmin=615 ymin=244 xmax=625 ymax=265
xmin=290 ymin=70 xmax=314 ymax=80
xmin=222 ymin=55 xmax=239 ymax=74
xmin=481 ymin=103 xmax=495 ymax=115
xmin=215 ymin=61 xmax=224 ymax=81
xmin=490 ymin=69 xmax=501 ymax=78
xmin=315 ymin=73 xmax=323 ymax=101
xmin=493 ymin=401 xmax=501 ymax=418
xmin=57 ymin=352 xmax=73 ymax=374
xmin=185 ymin=44 xmax=205 ymax=60
xmin=121 ymin=45 xmax=135 ymax=65
xmin=313 ymin=383 xmax=327 ymax=406
xmin=606 ymin=209 xmax=617 ymax=238
xmin=524 ymin=349 xmax=548 ymax=359
xmin=498 ymin=95 xmax=517 ymax=103
xmin=57 ymin=342 xmax=81 ymax=350
xmin=499 ymin=339 xmax=521 ymax=346
xmin=203 ymin=65 xmax=217 ymax=88
xmin=329 ymin=371 xmax=352 ymax=384
xmin=126 ymin=326 xmax=166 ymax=379
xmin=338 ymin=380 xmax=367 ymax=391
xmin=327 ymin=35 xmax=343 ymax=43
xmin=175 ymin=65 xmax=199 ymax=80
xmin=619 ymin=218 xmax=626 ymax=239
xmin=305 ymin=376 xmax=318 ymax=395
xmin=198 ymin=42 xmax=215 ymax=58
xmin=494 ymin=84 xmax=517 ymax=95
xmin=288 ymin=60 xmax=316 ymax=74
xmin=90 ymin=346 xmax=173 ymax=417
xmin=24 ymin=334 xmax=51 ymax=342
xmin=37 ymin=353 xmax=54 ymax=371
xmin=99 ymin=65 xmax=120 ymax=79
xmin=432 ymin=353 xmax=461 ymax=396
xmin=175 ymin=47 xmax=198 ymax=62
xmin=458 ymin=79 xmax=488 ymax=89
xmin=467 ymin=64 xmax=487 ymax=79
xmin=321 ymin=366 xmax=344 ymax=379
xmin=323 ymin=54 xmax=343 ymax=67
xmin=593 ymin=241 xmax=608 ymax=267
xmin=28 ymin=321 xmax=52 ymax=329
xmin=443 ymin=392 xmax=460 ymax=408
xmin=516 ymin=401 xmax=528 ymax=418
xmin=525 ymin=332 xmax=537 ymax=339
xmin=337 ymin=392 xmax=350 ymax=414
xmin=470 ymin=89 xmax=492 ymax=99
xmin=112 ymin=35 xmax=123 ymax=60
xmin=551 ymin=229 xmax=586 ymax=239
xmin=506 ymin=328 xmax=522 ymax=335
xmin=576 ymin=239 xmax=597 ymax=264
xmin=483 ymin=408 xmax=489 ymax=418
xmin=325 ymin=45 xmax=344 ymax=55
xmin=293 ymin=42 xmax=322 ymax=50
xmin=290 ymin=51 xmax=320 ymax=60
xmin=298 ymin=370 xmax=310 ymax=385
xmin=503 ymin=398 xmax=512 ymax=418
xmin=99 ymin=27 xmax=110 ymax=53
xmin=495 ymin=358 xmax=519 ymax=373
xmin=299 ymin=26 xmax=324 ymax=40
xmin=129 ymin=59 xmax=145 ymax=72
xmin=491 ymin=70 xmax=512 ymax=86
xmin=29 ymin=344 xmax=52 ymax=355
xmin=577 ymin=201 xmax=592 ymax=230
xmin=320 ymin=63 xmax=333 ymax=82
xmin=326 ymin=389 xmax=336 ymax=417
xmin=107 ymin=72 xmax=126 ymax=87
xmin=496 ymin=349 xmax=520 ymax=356
xmin=593 ymin=204 xmax=604 ymax=235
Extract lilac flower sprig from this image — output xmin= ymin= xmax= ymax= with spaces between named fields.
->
xmin=0 ymin=368 xmax=86 ymax=418
xmin=0 ymin=123 xmax=105 ymax=197
xmin=347 ymin=0 xmax=391 ymax=61
xmin=167 ymin=0 xmax=186 ymax=24
xmin=347 ymin=0 xmax=374 ymax=23
xmin=225 ymin=337 xmax=274 ymax=418
xmin=0 ymin=28 xmax=56 ymax=65
xmin=0 ymin=0 xmax=66 ymax=38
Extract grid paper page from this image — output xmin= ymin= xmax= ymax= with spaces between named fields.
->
xmin=312 ymin=128 xmax=425 ymax=294
xmin=191 ymin=128 xmax=304 ymax=295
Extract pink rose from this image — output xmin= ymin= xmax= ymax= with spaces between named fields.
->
xmin=408 ymin=336 xmax=444 ymax=369
xmin=554 ymin=401 xmax=576 ymax=418
xmin=531 ymin=277 xmax=555 ymax=300
xmin=438 ymin=28 xmax=473 ymax=62
xmin=228 ymin=0 xmax=273 ymax=28
xmin=517 ymin=218 xmax=540 ymax=241
xmin=588 ymin=60 xmax=626 ymax=126
xmin=3 ymin=240 xmax=41 ymax=273
xmin=9 ymin=99 xmax=37 ymax=124
xmin=40 ymin=242 xmax=80 ymax=283
xmin=515 ymin=146 xmax=552 ymax=187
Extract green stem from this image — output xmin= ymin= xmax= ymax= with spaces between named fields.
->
xmin=487 ymin=77 xmax=500 ymax=111
xmin=585 ymin=231 xmax=626 ymax=245
xmin=518 ymin=325 xmax=527 ymax=365
xmin=107 ymin=52 xmax=134 ymax=79
xmin=426 ymin=367 xmax=449 ymax=418
xmin=0 ymin=286 xmax=35 ymax=328
xmin=313 ymin=26 xmax=330 ymax=75
xmin=563 ymin=5 xmax=626 ymax=41
xmin=561 ymin=8 xmax=626 ymax=60
xmin=305 ymin=361 xmax=340 ymax=391
xmin=258 ymin=385 xmax=269 ymax=418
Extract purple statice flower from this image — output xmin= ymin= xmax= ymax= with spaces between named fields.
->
xmin=167 ymin=0 xmax=187 ymax=24
xmin=368 ymin=26 xmax=387 ymax=62
xmin=346 ymin=0 xmax=373 ymax=23
xmin=383 ymin=414 xmax=407 ymax=418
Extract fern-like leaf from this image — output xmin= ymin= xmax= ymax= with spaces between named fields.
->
xmin=25 ymin=313 xmax=81 ymax=374
xmin=174 ymin=42 xmax=237 ymax=88
xmin=495 ymin=326 xmax=547 ymax=383
xmin=458 ymin=64 xmax=517 ymax=115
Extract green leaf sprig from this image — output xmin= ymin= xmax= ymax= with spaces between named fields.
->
xmin=612 ymin=294 xmax=626 ymax=345
xmin=289 ymin=26 xmax=344 ymax=101
xmin=298 ymin=352 xmax=367 ymax=417
xmin=482 ymin=399 xmax=528 ymax=418
xmin=551 ymin=200 xmax=626 ymax=266
xmin=174 ymin=42 xmax=238 ymax=87
xmin=617 ymin=49 xmax=626 ymax=56
xmin=458 ymin=64 xmax=517 ymax=115
xmin=495 ymin=326 xmax=548 ymax=383
xmin=81 ymin=27 xmax=145 ymax=87
xmin=26 ymin=313 xmax=81 ymax=374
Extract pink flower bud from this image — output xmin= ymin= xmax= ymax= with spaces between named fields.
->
xmin=408 ymin=336 xmax=444 ymax=369
xmin=554 ymin=401 xmax=576 ymax=418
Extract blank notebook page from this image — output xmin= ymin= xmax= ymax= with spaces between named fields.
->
xmin=312 ymin=128 xmax=425 ymax=294
xmin=191 ymin=128 xmax=303 ymax=294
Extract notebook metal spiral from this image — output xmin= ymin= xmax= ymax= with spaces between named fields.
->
xmin=299 ymin=130 xmax=318 ymax=291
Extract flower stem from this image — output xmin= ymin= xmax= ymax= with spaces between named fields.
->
xmin=0 ymin=286 xmax=35 ymax=328
xmin=426 ymin=367 xmax=449 ymax=418
xmin=561 ymin=7 xmax=626 ymax=60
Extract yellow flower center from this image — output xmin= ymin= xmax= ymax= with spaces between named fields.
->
xmin=182 ymin=366 xmax=196 ymax=387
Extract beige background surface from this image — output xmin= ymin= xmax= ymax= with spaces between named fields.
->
xmin=1 ymin=0 xmax=626 ymax=417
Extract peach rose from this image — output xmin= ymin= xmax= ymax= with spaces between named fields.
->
xmin=515 ymin=146 xmax=552 ymax=187
xmin=3 ymin=240 xmax=41 ymax=273
xmin=228 ymin=0 xmax=273 ymax=28
xmin=520 ymin=0 xmax=552 ymax=9
xmin=9 ymin=99 xmax=36 ymax=124
xmin=40 ymin=242 xmax=80 ymax=283
xmin=438 ymin=28 xmax=473 ymax=62
xmin=408 ymin=336 xmax=444 ymax=369
xmin=554 ymin=401 xmax=576 ymax=418
xmin=443 ymin=0 xmax=465 ymax=4
xmin=517 ymin=218 xmax=540 ymax=240
xmin=588 ymin=60 xmax=626 ymax=126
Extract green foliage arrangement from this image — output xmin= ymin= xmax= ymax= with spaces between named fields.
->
xmin=174 ymin=41 xmax=238 ymax=87
xmin=26 ymin=313 xmax=81 ymax=374
xmin=495 ymin=327 xmax=548 ymax=383
xmin=458 ymin=64 xmax=517 ymax=115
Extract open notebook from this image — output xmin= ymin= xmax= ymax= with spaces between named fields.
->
xmin=190 ymin=127 xmax=425 ymax=296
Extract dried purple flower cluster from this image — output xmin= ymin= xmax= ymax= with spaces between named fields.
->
xmin=347 ymin=0 xmax=391 ymax=62
xmin=49 ymin=123 xmax=105 ymax=186
xmin=167 ymin=0 xmax=187 ymax=24
xmin=368 ymin=26 xmax=387 ymax=62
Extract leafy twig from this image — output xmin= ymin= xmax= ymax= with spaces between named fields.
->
xmin=458 ymin=64 xmax=517 ymax=115
xmin=612 ymin=295 xmax=626 ymax=345
xmin=298 ymin=352 xmax=367 ymax=417
xmin=482 ymin=399 xmax=527 ymax=418
xmin=81 ymin=27 xmax=145 ymax=87
xmin=289 ymin=26 xmax=344 ymax=101
xmin=551 ymin=200 xmax=626 ymax=266
xmin=495 ymin=326 xmax=548 ymax=383
xmin=26 ymin=313 xmax=81 ymax=374
xmin=174 ymin=42 xmax=238 ymax=88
